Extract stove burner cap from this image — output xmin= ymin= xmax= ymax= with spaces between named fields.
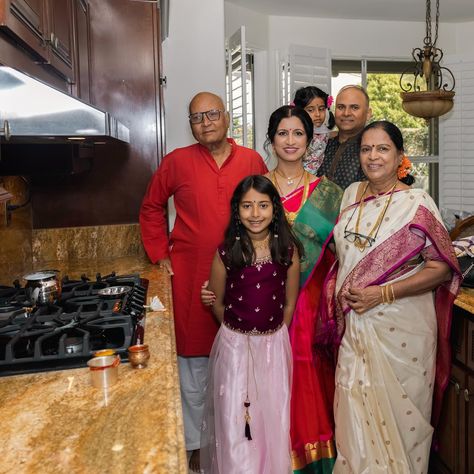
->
xmin=97 ymin=286 xmax=131 ymax=297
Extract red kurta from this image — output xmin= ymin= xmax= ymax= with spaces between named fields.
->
xmin=140 ymin=139 xmax=267 ymax=356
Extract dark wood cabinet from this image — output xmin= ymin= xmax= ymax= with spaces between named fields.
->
xmin=431 ymin=304 xmax=474 ymax=473
xmin=0 ymin=0 xmax=48 ymax=61
xmin=0 ymin=0 xmax=74 ymax=81
xmin=72 ymin=0 xmax=90 ymax=101
xmin=45 ymin=0 xmax=74 ymax=81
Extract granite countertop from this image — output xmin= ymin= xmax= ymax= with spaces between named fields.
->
xmin=0 ymin=257 xmax=187 ymax=474
xmin=455 ymin=287 xmax=474 ymax=314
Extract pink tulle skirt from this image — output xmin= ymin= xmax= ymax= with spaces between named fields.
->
xmin=201 ymin=323 xmax=293 ymax=474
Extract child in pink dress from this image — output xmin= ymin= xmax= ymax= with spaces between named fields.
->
xmin=200 ymin=175 xmax=302 ymax=474
xmin=293 ymin=86 xmax=335 ymax=175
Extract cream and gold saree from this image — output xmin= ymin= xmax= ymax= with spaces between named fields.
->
xmin=328 ymin=183 xmax=460 ymax=474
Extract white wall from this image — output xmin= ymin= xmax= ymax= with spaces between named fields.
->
xmin=267 ymin=16 xmax=457 ymax=58
xmin=455 ymin=21 xmax=474 ymax=55
xmin=224 ymin=1 xmax=269 ymax=50
xmin=162 ymin=0 xmax=226 ymax=154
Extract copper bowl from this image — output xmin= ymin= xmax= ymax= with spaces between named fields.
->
xmin=128 ymin=344 xmax=150 ymax=369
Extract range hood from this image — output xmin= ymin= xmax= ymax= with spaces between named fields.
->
xmin=0 ymin=66 xmax=130 ymax=144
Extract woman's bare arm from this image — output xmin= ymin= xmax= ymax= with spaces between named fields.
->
xmin=283 ymin=249 xmax=301 ymax=326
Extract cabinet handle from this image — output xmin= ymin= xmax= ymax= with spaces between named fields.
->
xmin=454 ymin=382 xmax=461 ymax=395
xmin=465 ymin=389 xmax=471 ymax=402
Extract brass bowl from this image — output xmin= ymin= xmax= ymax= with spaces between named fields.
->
xmin=400 ymin=90 xmax=455 ymax=119
xmin=128 ymin=344 xmax=150 ymax=369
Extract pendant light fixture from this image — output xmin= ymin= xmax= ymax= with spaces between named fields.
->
xmin=400 ymin=0 xmax=455 ymax=119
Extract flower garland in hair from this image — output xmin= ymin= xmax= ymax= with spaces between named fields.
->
xmin=398 ymin=154 xmax=412 ymax=179
xmin=289 ymin=101 xmax=295 ymax=107
xmin=326 ymin=95 xmax=334 ymax=108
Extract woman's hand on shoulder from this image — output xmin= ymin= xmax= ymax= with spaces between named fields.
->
xmin=346 ymin=286 xmax=382 ymax=314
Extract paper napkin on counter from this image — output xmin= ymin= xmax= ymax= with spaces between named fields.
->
xmin=149 ymin=296 xmax=165 ymax=311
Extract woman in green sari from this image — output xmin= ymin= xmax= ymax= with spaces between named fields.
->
xmin=265 ymin=105 xmax=342 ymax=473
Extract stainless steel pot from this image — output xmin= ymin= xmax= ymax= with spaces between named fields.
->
xmin=23 ymin=270 xmax=60 ymax=305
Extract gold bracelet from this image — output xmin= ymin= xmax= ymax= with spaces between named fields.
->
xmin=386 ymin=284 xmax=392 ymax=304
xmin=381 ymin=285 xmax=386 ymax=304
xmin=390 ymin=284 xmax=396 ymax=303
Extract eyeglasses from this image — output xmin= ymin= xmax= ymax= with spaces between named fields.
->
xmin=343 ymin=200 xmax=379 ymax=248
xmin=188 ymin=109 xmax=224 ymax=124
xmin=343 ymin=230 xmax=376 ymax=248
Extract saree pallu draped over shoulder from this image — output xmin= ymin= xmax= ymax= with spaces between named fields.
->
xmin=328 ymin=184 xmax=461 ymax=474
xmin=286 ymin=176 xmax=343 ymax=473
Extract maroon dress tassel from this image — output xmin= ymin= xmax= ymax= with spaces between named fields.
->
xmin=244 ymin=399 xmax=252 ymax=440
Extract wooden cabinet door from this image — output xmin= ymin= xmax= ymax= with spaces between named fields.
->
xmin=0 ymin=0 xmax=48 ymax=60
xmin=72 ymin=0 xmax=90 ymax=101
xmin=466 ymin=373 xmax=474 ymax=474
xmin=435 ymin=364 xmax=466 ymax=473
xmin=45 ymin=0 xmax=74 ymax=81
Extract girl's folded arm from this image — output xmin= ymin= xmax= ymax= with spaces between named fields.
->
xmin=208 ymin=251 xmax=227 ymax=323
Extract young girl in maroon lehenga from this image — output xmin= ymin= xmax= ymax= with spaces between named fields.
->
xmin=200 ymin=175 xmax=302 ymax=474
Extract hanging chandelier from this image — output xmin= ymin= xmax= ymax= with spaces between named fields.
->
xmin=400 ymin=0 xmax=455 ymax=119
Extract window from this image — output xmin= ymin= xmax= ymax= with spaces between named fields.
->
xmin=332 ymin=60 xmax=438 ymax=199
xmin=226 ymin=26 xmax=255 ymax=148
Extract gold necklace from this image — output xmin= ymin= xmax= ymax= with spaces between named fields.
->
xmin=353 ymin=181 xmax=397 ymax=252
xmin=272 ymin=170 xmax=310 ymax=226
xmin=251 ymin=233 xmax=270 ymax=250
xmin=274 ymin=167 xmax=304 ymax=186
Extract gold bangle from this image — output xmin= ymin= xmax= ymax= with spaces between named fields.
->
xmin=386 ymin=284 xmax=392 ymax=304
xmin=390 ymin=284 xmax=396 ymax=303
xmin=381 ymin=285 xmax=386 ymax=304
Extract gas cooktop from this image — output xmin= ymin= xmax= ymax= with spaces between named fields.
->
xmin=0 ymin=272 xmax=148 ymax=377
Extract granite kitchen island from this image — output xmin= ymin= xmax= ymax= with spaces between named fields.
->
xmin=0 ymin=258 xmax=187 ymax=474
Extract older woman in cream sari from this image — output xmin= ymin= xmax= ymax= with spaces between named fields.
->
xmin=325 ymin=121 xmax=461 ymax=473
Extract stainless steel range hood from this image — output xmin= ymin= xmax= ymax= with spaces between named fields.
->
xmin=0 ymin=66 xmax=130 ymax=144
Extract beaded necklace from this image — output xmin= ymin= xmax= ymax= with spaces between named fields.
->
xmin=272 ymin=170 xmax=310 ymax=226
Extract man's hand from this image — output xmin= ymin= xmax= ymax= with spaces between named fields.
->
xmin=157 ymin=258 xmax=174 ymax=275
xmin=345 ymin=286 xmax=382 ymax=314
xmin=200 ymin=280 xmax=216 ymax=306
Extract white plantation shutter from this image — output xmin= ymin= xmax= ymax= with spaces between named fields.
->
xmin=439 ymin=55 xmax=474 ymax=214
xmin=279 ymin=45 xmax=332 ymax=106
xmin=227 ymin=26 xmax=254 ymax=148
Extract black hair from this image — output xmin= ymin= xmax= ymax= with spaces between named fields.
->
xmin=294 ymin=87 xmax=335 ymax=130
xmin=360 ymin=120 xmax=415 ymax=186
xmin=264 ymin=105 xmax=313 ymax=156
xmin=223 ymin=175 xmax=304 ymax=268
xmin=326 ymin=110 xmax=336 ymax=130
xmin=294 ymin=86 xmax=329 ymax=108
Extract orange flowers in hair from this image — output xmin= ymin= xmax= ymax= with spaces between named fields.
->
xmin=398 ymin=155 xmax=412 ymax=179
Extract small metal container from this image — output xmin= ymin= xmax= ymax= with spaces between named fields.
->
xmin=87 ymin=355 xmax=120 ymax=388
xmin=23 ymin=270 xmax=60 ymax=305
xmin=128 ymin=344 xmax=150 ymax=369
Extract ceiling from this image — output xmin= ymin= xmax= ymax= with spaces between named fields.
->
xmin=226 ymin=0 xmax=474 ymax=23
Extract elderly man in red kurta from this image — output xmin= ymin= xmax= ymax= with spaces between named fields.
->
xmin=140 ymin=92 xmax=267 ymax=471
